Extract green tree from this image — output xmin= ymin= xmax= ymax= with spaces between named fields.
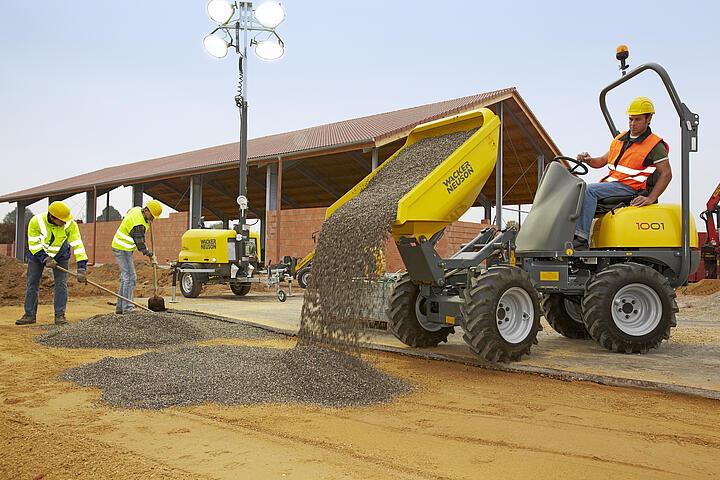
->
xmin=2 ymin=206 xmax=34 ymax=225
xmin=96 ymin=205 xmax=122 ymax=222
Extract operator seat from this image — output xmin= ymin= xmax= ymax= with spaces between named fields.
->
xmin=515 ymin=162 xmax=586 ymax=252
xmin=594 ymin=170 xmax=660 ymax=215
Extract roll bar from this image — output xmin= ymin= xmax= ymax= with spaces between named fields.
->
xmin=599 ymin=61 xmax=699 ymax=285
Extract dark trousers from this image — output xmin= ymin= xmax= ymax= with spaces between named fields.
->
xmin=23 ymin=246 xmax=70 ymax=318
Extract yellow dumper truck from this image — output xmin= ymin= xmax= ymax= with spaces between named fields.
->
xmin=323 ymin=50 xmax=699 ymax=361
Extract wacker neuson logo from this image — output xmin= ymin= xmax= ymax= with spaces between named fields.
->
xmin=443 ymin=161 xmax=474 ymax=194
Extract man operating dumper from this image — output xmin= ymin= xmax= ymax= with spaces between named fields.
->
xmin=16 ymin=201 xmax=88 ymax=326
xmin=573 ymin=96 xmax=672 ymax=249
xmin=111 ymin=200 xmax=162 ymax=314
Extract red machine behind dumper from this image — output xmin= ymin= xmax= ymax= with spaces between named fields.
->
xmin=700 ymin=183 xmax=720 ymax=279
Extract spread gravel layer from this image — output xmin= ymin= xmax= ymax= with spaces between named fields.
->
xmin=299 ymin=129 xmax=477 ymax=353
xmin=60 ymin=345 xmax=412 ymax=409
xmin=35 ymin=311 xmax=276 ymax=349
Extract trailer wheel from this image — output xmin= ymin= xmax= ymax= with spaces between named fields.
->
xmin=582 ymin=262 xmax=677 ymax=353
xmin=297 ymin=267 xmax=312 ymax=289
xmin=387 ymin=273 xmax=452 ymax=347
xmin=179 ymin=270 xmax=203 ymax=298
xmin=542 ymin=294 xmax=590 ymax=339
xmin=461 ymin=266 xmax=541 ymax=362
xmin=230 ymin=283 xmax=251 ymax=296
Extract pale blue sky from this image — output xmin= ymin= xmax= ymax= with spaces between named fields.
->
xmin=1 ymin=1 xmax=718 ymax=227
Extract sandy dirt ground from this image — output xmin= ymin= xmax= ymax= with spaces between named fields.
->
xmin=1 ymin=299 xmax=719 ymax=479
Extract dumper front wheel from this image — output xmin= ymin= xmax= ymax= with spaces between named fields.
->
xmin=387 ymin=273 xmax=452 ymax=347
xmin=461 ymin=266 xmax=541 ymax=362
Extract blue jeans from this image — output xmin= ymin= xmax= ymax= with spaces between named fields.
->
xmin=113 ymin=248 xmax=136 ymax=313
xmin=24 ymin=245 xmax=70 ymax=319
xmin=575 ymin=181 xmax=637 ymax=238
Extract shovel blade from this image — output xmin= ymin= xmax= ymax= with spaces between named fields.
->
xmin=148 ymin=295 xmax=166 ymax=312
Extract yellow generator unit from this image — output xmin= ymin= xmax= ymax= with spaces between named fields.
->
xmin=174 ymin=229 xmax=293 ymax=302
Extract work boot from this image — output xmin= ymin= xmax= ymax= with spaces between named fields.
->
xmin=15 ymin=315 xmax=36 ymax=326
xmin=572 ymin=236 xmax=589 ymax=251
xmin=54 ymin=315 xmax=69 ymax=326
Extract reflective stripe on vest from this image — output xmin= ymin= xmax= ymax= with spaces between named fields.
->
xmin=27 ymin=213 xmax=88 ymax=262
xmin=112 ymin=207 xmax=148 ymax=251
xmin=602 ymin=132 xmax=664 ymax=190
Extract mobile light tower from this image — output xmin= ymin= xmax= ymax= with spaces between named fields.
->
xmin=203 ymin=0 xmax=285 ymax=270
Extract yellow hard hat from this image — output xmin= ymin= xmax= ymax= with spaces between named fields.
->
xmin=146 ymin=199 xmax=163 ymax=218
xmin=627 ymin=96 xmax=655 ymax=115
xmin=48 ymin=201 xmax=73 ymax=223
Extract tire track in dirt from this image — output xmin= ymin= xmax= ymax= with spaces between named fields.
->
xmin=0 ymin=412 xmax=212 ymax=480
xmin=169 ymin=410 xmax=457 ymax=480
xmin=400 ymin=399 xmax=720 ymax=449
xmin=432 ymin=432 xmax=682 ymax=476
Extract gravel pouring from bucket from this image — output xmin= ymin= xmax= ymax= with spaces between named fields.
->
xmin=148 ymin=223 xmax=166 ymax=312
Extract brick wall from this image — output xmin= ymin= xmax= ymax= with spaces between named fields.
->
xmin=3 ymin=209 xmax=488 ymax=271
xmin=265 ymin=208 xmax=489 ymax=272
xmin=0 ymin=243 xmax=13 ymax=256
xmin=78 ymin=211 xmax=189 ymax=265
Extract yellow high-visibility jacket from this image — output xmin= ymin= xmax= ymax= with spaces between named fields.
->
xmin=27 ymin=213 xmax=88 ymax=263
xmin=112 ymin=207 xmax=148 ymax=252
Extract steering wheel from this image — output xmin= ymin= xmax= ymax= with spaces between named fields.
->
xmin=551 ymin=156 xmax=589 ymax=176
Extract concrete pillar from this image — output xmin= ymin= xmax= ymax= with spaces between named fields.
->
xmin=265 ymin=164 xmax=278 ymax=211
xmin=85 ymin=191 xmax=96 ymax=223
xmin=371 ymin=148 xmax=379 ymax=170
xmin=495 ymin=101 xmax=504 ymax=228
xmin=132 ymin=184 xmax=144 ymax=208
xmin=189 ymin=175 xmax=203 ymax=229
xmin=14 ymin=201 xmax=28 ymax=260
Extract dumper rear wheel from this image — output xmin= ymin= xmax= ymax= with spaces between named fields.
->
xmin=461 ymin=266 xmax=541 ymax=362
xmin=542 ymin=294 xmax=590 ymax=339
xmin=387 ymin=273 xmax=452 ymax=347
xmin=582 ymin=262 xmax=677 ymax=353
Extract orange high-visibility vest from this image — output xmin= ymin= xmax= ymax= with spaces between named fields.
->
xmin=603 ymin=131 xmax=665 ymax=191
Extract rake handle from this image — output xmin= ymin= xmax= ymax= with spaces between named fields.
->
xmin=55 ymin=265 xmax=153 ymax=313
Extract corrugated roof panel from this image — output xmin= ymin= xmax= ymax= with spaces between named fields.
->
xmin=0 ymin=89 xmax=525 ymax=202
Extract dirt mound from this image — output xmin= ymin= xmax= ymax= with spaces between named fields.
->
xmin=0 ymin=256 xmax=172 ymax=306
xmin=680 ymin=279 xmax=720 ymax=296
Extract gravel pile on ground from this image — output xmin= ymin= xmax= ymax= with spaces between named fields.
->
xmin=35 ymin=311 xmax=275 ymax=349
xmin=60 ymin=345 xmax=411 ymax=409
xmin=298 ymin=129 xmax=477 ymax=353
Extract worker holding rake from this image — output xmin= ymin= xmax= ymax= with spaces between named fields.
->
xmin=16 ymin=201 xmax=88 ymax=326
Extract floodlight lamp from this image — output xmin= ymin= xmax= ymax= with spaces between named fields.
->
xmin=254 ymin=39 xmax=284 ymax=60
xmin=207 ymin=0 xmax=235 ymax=24
xmin=204 ymin=34 xmax=229 ymax=58
xmin=254 ymin=2 xmax=285 ymax=28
